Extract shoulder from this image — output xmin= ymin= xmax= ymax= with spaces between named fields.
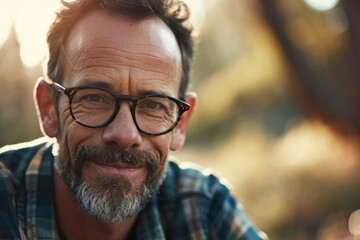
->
xmin=159 ymin=160 xmax=236 ymax=220
xmin=158 ymin=160 xmax=267 ymax=239
xmin=0 ymin=137 xmax=54 ymax=186
xmin=161 ymin=160 xmax=230 ymax=201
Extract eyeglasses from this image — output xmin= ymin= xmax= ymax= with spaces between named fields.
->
xmin=53 ymin=82 xmax=190 ymax=136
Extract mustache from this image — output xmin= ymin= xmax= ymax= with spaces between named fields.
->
xmin=75 ymin=145 xmax=161 ymax=172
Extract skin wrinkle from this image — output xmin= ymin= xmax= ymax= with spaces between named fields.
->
xmin=61 ymin=72 xmax=176 ymax=98
xmin=64 ymin=55 xmax=178 ymax=98
xmin=57 ymin=99 xmax=72 ymax=134
xmin=71 ymin=46 xmax=175 ymax=77
xmin=64 ymin=47 xmax=178 ymax=98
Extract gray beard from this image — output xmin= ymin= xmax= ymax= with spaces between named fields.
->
xmin=53 ymin=144 xmax=166 ymax=222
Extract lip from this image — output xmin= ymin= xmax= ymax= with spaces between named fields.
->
xmin=90 ymin=161 xmax=143 ymax=175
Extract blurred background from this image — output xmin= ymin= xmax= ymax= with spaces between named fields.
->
xmin=1 ymin=0 xmax=360 ymax=239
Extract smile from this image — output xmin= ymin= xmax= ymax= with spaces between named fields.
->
xmin=90 ymin=161 xmax=143 ymax=176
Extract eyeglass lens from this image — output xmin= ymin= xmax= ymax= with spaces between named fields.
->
xmin=70 ymin=88 xmax=180 ymax=134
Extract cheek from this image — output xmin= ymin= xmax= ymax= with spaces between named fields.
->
xmin=57 ymin=101 xmax=73 ymax=129
xmin=57 ymin=125 xmax=78 ymax=167
xmin=57 ymin=124 xmax=103 ymax=171
xmin=56 ymin=105 xmax=96 ymax=165
xmin=57 ymin=98 xmax=92 ymax=143
xmin=149 ymin=135 xmax=172 ymax=165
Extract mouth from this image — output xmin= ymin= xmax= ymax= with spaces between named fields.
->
xmin=89 ymin=161 xmax=144 ymax=176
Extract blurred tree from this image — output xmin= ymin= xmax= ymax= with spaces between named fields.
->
xmin=258 ymin=0 xmax=360 ymax=136
xmin=0 ymin=28 xmax=42 ymax=146
xmin=253 ymin=0 xmax=360 ymax=238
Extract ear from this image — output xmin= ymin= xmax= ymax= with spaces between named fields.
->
xmin=170 ymin=92 xmax=197 ymax=151
xmin=34 ymin=78 xmax=58 ymax=137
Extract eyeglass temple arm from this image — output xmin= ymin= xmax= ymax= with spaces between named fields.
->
xmin=53 ymin=82 xmax=66 ymax=93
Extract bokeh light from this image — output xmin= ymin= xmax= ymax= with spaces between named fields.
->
xmin=304 ymin=0 xmax=339 ymax=11
xmin=349 ymin=210 xmax=360 ymax=236
xmin=2 ymin=0 xmax=210 ymax=68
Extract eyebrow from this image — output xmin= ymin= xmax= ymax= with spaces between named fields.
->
xmin=75 ymin=80 xmax=113 ymax=89
xmin=138 ymin=90 xmax=170 ymax=97
xmin=74 ymin=80 xmax=173 ymax=97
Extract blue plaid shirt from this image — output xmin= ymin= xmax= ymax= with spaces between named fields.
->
xmin=0 ymin=138 xmax=267 ymax=239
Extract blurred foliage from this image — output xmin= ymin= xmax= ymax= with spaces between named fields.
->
xmin=0 ymin=30 xmax=42 ymax=146
xmin=1 ymin=0 xmax=360 ymax=239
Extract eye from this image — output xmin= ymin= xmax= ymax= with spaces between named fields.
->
xmin=85 ymin=94 xmax=104 ymax=103
xmin=72 ymin=88 xmax=113 ymax=107
xmin=143 ymin=101 xmax=162 ymax=110
xmin=138 ymin=97 xmax=170 ymax=112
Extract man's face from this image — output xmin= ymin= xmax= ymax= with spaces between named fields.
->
xmin=52 ymin=10 xmax=183 ymax=222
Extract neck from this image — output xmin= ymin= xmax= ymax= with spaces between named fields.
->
xmin=53 ymin=169 xmax=138 ymax=240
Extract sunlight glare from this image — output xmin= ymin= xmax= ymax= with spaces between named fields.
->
xmin=182 ymin=0 xmax=206 ymax=29
xmin=8 ymin=0 xmax=214 ymax=68
xmin=0 ymin=0 xmax=12 ymax=49
xmin=12 ymin=0 xmax=60 ymax=68
xmin=349 ymin=210 xmax=360 ymax=236
xmin=304 ymin=0 xmax=339 ymax=12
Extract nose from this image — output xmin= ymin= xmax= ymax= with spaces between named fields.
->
xmin=102 ymin=104 xmax=142 ymax=150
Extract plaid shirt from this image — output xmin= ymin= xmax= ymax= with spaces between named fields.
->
xmin=0 ymin=138 xmax=267 ymax=240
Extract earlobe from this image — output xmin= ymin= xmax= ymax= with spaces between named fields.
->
xmin=34 ymin=78 xmax=58 ymax=137
xmin=170 ymin=92 xmax=196 ymax=151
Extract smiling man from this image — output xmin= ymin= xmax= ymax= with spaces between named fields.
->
xmin=0 ymin=0 xmax=266 ymax=239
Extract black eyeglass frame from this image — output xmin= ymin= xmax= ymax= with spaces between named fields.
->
xmin=53 ymin=82 xmax=190 ymax=136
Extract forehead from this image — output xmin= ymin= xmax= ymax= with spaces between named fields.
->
xmin=63 ymin=10 xmax=182 ymax=92
xmin=66 ymin=10 xmax=180 ymax=55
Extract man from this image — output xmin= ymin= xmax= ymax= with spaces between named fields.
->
xmin=0 ymin=0 xmax=267 ymax=239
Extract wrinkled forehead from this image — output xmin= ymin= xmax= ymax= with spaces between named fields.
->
xmin=65 ymin=9 xmax=181 ymax=66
